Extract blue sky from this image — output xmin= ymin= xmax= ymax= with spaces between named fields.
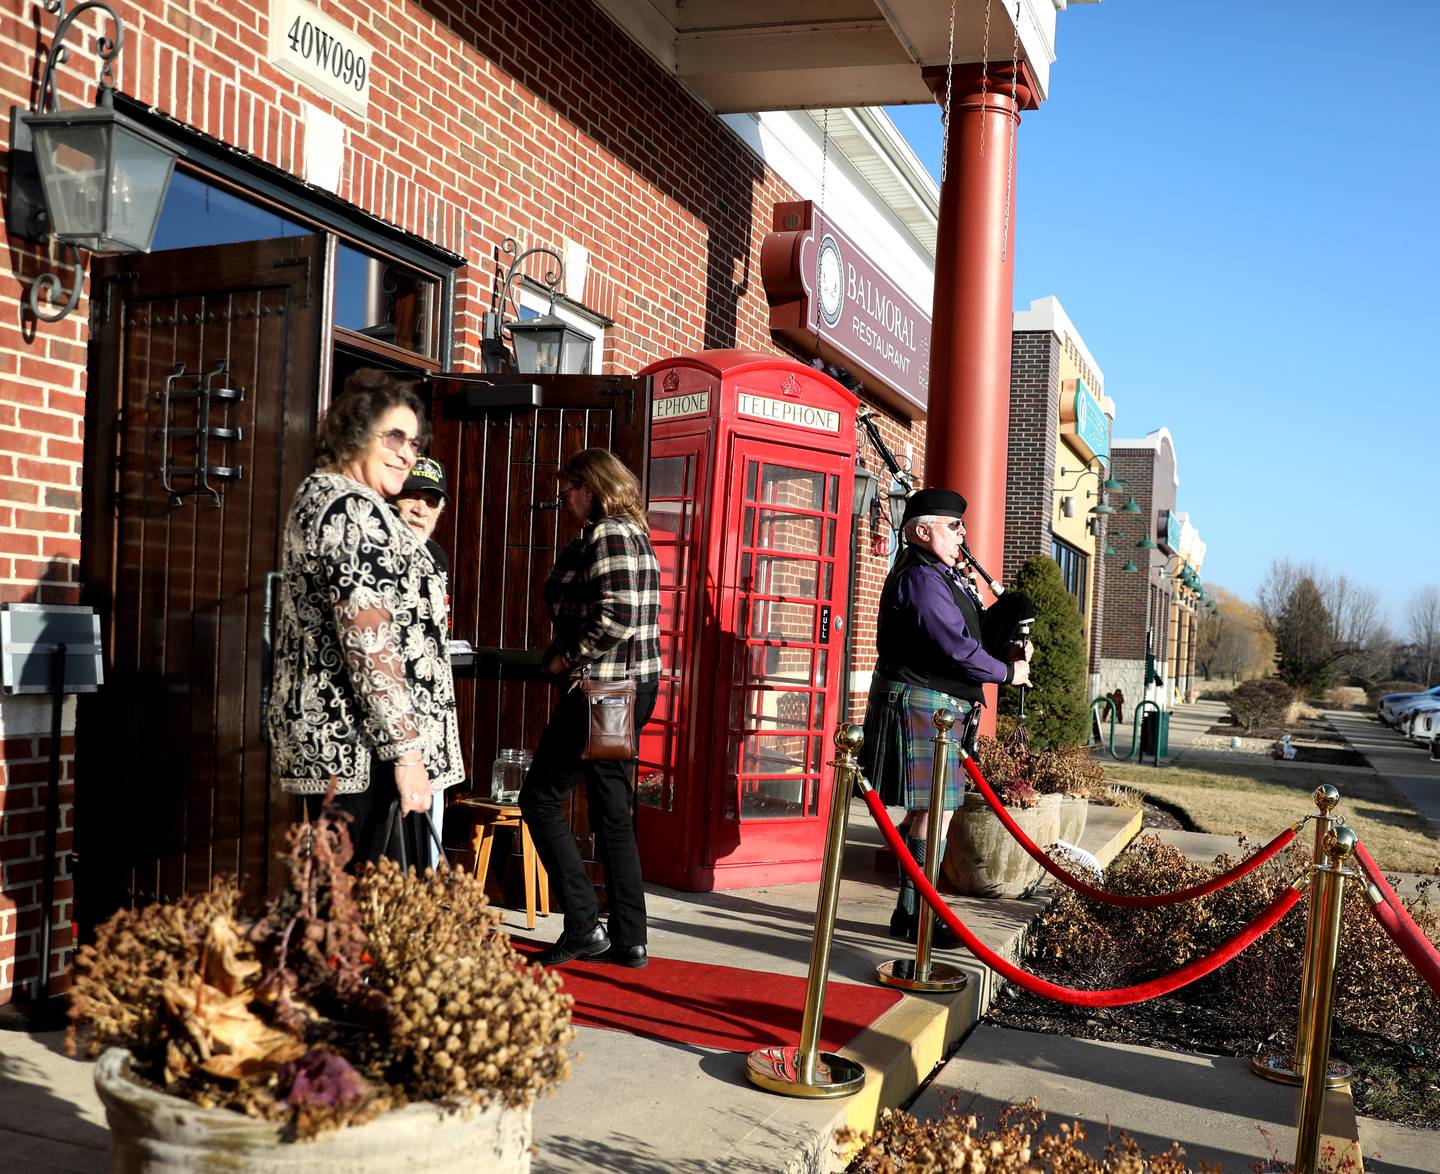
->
xmin=884 ymin=1 xmax=1438 ymax=631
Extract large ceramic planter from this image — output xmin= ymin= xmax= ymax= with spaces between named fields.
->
xmin=1054 ymin=794 xmax=1089 ymax=847
xmin=942 ymin=792 xmax=1062 ymax=898
xmin=94 ymin=1049 xmax=532 ymax=1173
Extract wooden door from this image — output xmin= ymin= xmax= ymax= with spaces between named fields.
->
xmin=78 ymin=235 xmax=329 ymax=924
xmin=427 ymin=375 xmax=650 ymax=879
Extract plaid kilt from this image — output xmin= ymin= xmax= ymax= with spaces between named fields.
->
xmin=859 ymin=675 xmax=973 ymax=812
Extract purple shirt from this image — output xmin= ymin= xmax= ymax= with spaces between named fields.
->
xmin=880 ymin=559 xmax=1011 ymax=686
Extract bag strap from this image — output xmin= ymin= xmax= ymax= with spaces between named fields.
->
xmin=383 ymin=799 xmax=447 ymax=871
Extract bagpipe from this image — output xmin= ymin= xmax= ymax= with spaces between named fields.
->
xmin=959 ymin=541 xmax=1034 ymax=661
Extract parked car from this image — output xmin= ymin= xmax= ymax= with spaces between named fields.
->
xmin=1405 ymin=701 xmax=1440 ymax=746
xmin=1379 ymin=685 xmax=1440 ymax=726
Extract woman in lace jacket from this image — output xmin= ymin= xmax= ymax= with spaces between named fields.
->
xmin=267 ymin=369 xmax=462 ymax=866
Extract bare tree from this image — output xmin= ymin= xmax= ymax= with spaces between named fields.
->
xmin=1197 ymin=586 xmax=1271 ymax=681
xmin=1408 ymin=586 xmax=1440 ymax=687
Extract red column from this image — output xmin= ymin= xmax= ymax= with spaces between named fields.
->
xmin=924 ymin=63 xmax=1037 ymax=727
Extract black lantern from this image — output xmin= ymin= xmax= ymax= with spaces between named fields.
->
xmin=851 ymin=462 xmax=878 ymax=521
xmin=8 ymin=1 xmax=182 ymax=322
xmin=508 ymin=312 xmax=594 ymax=377
xmin=483 ymin=237 xmax=594 ymax=376
xmin=23 ymin=103 xmax=178 ymax=253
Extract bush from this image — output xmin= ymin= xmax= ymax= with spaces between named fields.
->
xmin=1367 ymin=680 xmax=1424 ymax=704
xmin=841 ymin=1100 xmax=1202 ymax=1173
xmin=1011 ymin=835 xmax=1440 ymax=1126
xmin=997 ymin=557 xmax=1090 ymax=750
xmin=1228 ymin=678 xmax=1294 ymax=731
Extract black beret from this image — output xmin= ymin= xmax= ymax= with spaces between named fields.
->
xmin=900 ymin=487 xmax=967 ymax=529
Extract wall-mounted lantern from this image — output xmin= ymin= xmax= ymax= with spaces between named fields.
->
xmin=8 ymin=0 xmax=182 ymax=322
xmin=481 ymin=237 xmax=593 ymax=376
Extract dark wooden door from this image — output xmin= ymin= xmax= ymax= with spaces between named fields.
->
xmin=427 ymin=375 xmax=650 ymax=879
xmin=78 ymin=235 xmax=329 ymax=925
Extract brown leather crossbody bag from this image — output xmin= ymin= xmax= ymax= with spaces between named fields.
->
xmin=578 ymin=641 xmax=636 ymax=762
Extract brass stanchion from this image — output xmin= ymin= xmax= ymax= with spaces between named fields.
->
xmin=746 ymin=725 xmax=868 ymax=1098
xmin=875 ymin=709 xmax=969 ymax=993
xmin=1252 ymin=785 xmax=1351 ymax=1088
xmin=1294 ymin=825 xmax=1356 ymax=1174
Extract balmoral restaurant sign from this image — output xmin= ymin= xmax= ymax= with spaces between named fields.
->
xmin=269 ymin=0 xmax=373 ymax=115
xmin=761 ymin=201 xmax=931 ymax=419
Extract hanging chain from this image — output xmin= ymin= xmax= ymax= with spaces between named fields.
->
xmin=940 ymin=0 xmax=956 ymax=182
xmin=1001 ymin=2 xmax=1020 ymax=261
xmin=978 ymin=0 xmax=992 ymax=158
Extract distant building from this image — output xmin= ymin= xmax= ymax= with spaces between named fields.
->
xmin=1099 ymin=430 xmax=1206 ymax=710
xmin=1006 ymin=296 xmax=1115 ymax=699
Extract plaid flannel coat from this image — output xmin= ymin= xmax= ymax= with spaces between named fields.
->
xmin=544 ymin=516 xmax=661 ymax=683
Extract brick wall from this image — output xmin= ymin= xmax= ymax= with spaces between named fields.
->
xmin=2 ymin=0 xmax=925 ymax=999
xmin=1003 ymin=330 xmax=1059 ymax=582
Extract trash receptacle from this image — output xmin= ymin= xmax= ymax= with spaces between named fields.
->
xmin=1141 ymin=710 xmax=1170 ymax=759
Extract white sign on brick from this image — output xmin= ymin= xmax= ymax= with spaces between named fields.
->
xmin=269 ymin=0 xmax=373 ymax=116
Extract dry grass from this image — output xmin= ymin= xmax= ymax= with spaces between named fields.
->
xmin=1103 ymin=758 xmax=1440 ymax=875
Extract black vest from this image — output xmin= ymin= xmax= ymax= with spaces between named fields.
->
xmin=874 ymin=547 xmax=989 ymax=703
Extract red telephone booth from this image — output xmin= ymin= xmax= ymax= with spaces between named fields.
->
xmin=636 ymin=350 xmax=860 ymax=891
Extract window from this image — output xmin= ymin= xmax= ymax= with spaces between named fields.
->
xmin=1050 ymin=538 xmax=1089 ymax=614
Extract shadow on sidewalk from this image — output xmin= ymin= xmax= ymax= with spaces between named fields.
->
xmin=0 ymin=1031 xmax=108 ymax=1169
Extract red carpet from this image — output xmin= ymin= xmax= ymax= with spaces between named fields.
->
xmin=514 ymin=939 xmax=903 ymax=1053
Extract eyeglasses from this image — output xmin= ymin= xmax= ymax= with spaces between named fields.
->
xmin=555 ymin=483 xmax=580 ymax=507
xmin=935 ymin=519 xmax=965 ymax=533
xmin=375 ymin=429 xmax=422 ymax=457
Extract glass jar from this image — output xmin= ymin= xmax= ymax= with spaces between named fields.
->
xmin=490 ymin=749 xmax=532 ymax=804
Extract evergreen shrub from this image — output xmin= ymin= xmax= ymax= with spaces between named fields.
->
xmin=997 ymin=557 xmax=1089 ymax=749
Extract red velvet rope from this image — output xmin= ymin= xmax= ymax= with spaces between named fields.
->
xmin=960 ymin=755 xmax=1297 ymax=907
xmin=862 ymin=788 xmax=1304 ymax=1008
xmin=1353 ymin=840 xmax=1440 ymax=998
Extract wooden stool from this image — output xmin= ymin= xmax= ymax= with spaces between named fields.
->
xmin=453 ymin=798 xmax=550 ymax=929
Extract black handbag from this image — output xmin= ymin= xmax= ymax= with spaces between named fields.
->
xmin=382 ymin=799 xmax=448 ymax=871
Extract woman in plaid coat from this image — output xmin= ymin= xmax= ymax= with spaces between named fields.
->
xmin=523 ymin=449 xmax=661 ymax=969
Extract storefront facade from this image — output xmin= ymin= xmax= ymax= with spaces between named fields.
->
xmin=5 ymin=0 xmax=1052 ymax=1000
xmin=1005 ymin=296 xmax=1114 ymax=699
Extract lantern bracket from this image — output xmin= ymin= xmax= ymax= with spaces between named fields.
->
xmin=36 ymin=0 xmax=126 ymax=117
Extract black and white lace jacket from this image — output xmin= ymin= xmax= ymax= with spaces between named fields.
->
xmin=267 ymin=471 xmax=463 ymax=796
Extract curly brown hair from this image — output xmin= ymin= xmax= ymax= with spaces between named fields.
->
xmin=314 ymin=368 xmax=429 ymax=470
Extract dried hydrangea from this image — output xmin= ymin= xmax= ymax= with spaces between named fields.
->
xmin=355 ymin=858 xmax=575 ymax=1108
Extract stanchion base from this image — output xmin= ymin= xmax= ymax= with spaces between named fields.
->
xmin=874 ymin=957 xmax=970 ymax=992
xmin=1249 ymin=1051 xmax=1351 ymax=1088
xmin=745 ymin=1047 xmax=866 ymax=1098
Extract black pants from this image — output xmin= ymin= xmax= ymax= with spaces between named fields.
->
xmin=303 ymin=760 xmax=429 ymax=870
xmin=521 ymin=682 xmax=658 ymax=945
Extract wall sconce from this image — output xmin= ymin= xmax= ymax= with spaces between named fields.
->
xmin=1059 ymin=495 xmax=1076 ymax=519
xmin=886 ymin=480 xmax=910 ymax=535
xmin=481 ymin=237 xmax=593 ymax=376
xmin=852 ymin=462 xmax=878 ymax=521
xmin=8 ymin=0 xmax=183 ymax=323
xmin=1056 ymin=458 xmax=1125 ymax=495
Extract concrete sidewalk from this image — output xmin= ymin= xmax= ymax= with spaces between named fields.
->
xmin=0 ymin=797 xmax=1140 ymax=1174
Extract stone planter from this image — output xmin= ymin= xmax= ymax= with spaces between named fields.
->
xmin=942 ymin=791 xmax=1062 ymax=898
xmin=94 ymin=1049 xmax=532 ymax=1173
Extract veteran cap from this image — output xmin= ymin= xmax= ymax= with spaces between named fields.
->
xmin=400 ymin=455 xmax=448 ymax=500
xmin=900 ymin=487 xmax=967 ymax=529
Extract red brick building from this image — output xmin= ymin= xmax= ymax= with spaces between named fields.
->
xmin=0 ymin=0 xmax=965 ymax=1001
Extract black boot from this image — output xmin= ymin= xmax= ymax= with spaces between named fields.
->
xmin=890 ymin=835 xmax=961 ymax=950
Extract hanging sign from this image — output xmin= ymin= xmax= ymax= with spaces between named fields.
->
xmin=651 ymin=390 xmax=711 ymax=421
xmin=1059 ymin=378 xmax=1109 ymax=464
xmin=761 ymin=201 xmax=931 ymax=420
xmin=1159 ymin=509 xmax=1182 ymax=556
xmin=268 ymin=0 xmax=373 ymax=116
